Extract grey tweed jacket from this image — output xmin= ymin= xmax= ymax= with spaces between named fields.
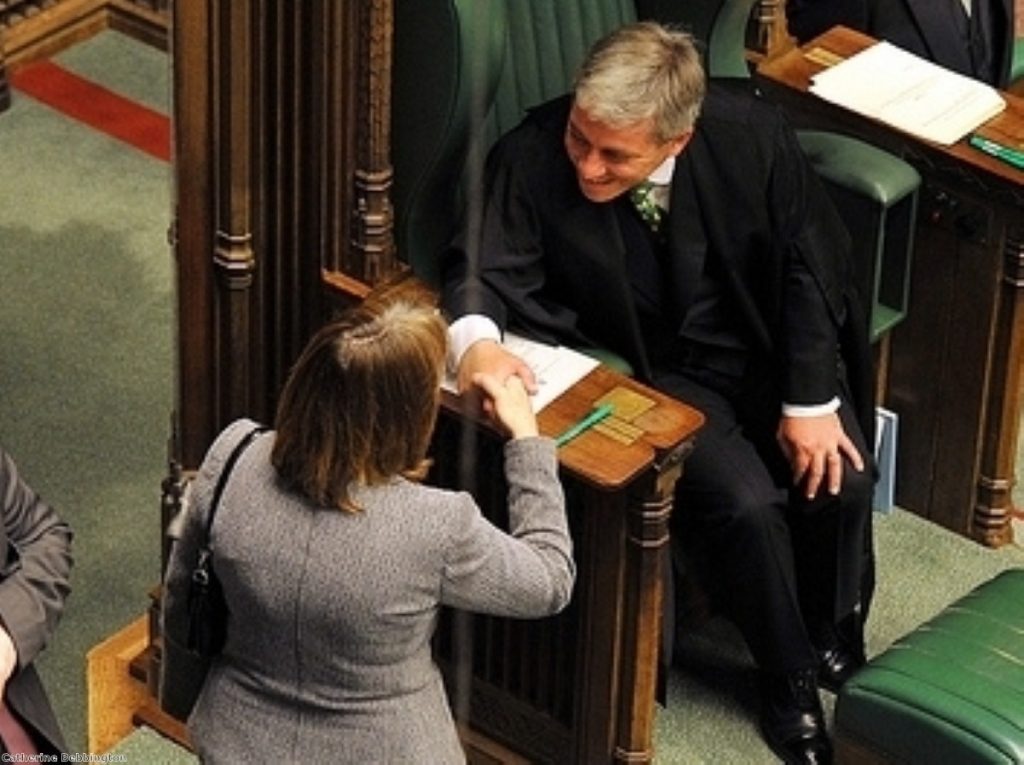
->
xmin=162 ymin=418 xmax=574 ymax=764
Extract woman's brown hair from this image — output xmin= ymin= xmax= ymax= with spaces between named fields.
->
xmin=271 ymin=286 xmax=447 ymax=512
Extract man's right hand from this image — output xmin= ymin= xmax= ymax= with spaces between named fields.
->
xmin=457 ymin=339 xmax=538 ymax=395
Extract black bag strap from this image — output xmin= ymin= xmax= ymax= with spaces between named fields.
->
xmin=202 ymin=425 xmax=269 ymax=543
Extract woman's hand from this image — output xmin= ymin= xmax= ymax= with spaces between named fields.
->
xmin=472 ymin=372 xmax=539 ymax=439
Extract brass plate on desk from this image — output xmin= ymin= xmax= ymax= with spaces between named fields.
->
xmin=804 ymin=46 xmax=843 ymax=68
xmin=595 ymin=418 xmax=645 ymax=444
xmin=597 ymin=386 xmax=656 ymax=420
xmin=594 ymin=386 xmax=657 ymax=444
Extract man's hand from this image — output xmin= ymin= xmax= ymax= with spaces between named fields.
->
xmin=457 ymin=339 xmax=538 ymax=395
xmin=777 ymin=412 xmax=864 ymax=499
xmin=472 ymin=373 xmax=539 ymax=439
xmin=0 ymin=626 xmax=17 ymax=699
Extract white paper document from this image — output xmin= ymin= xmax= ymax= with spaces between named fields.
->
xmin=808 ymin=41 xmax=1006 ymax=145
xmin=442 ymin=332 xmax=600 ymax=412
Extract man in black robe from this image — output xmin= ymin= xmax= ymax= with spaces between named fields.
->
xmin=442 ymin=22 xmax=875 ymax=765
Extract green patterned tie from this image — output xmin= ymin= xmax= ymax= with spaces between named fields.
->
xmin=629 ymin=180 xmax=663 ymax=233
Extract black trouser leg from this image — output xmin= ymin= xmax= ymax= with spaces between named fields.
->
xmin=662 ymin=372 xmax=872 ymax=674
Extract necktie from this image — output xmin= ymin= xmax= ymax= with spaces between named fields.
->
xmin=629 ymin=181 xmax=664 ymax=234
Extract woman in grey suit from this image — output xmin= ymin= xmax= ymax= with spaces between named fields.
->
xmin=161 ymin=285 xmax=574 ymax=763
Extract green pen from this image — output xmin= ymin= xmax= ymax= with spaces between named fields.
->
xmin=968 ymin=134 xmax=1024 ymax=171
xmin=555 ymin=403 xmax=614 ymax=447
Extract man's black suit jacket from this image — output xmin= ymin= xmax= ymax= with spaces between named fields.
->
xmin=786 ymin=0 xmax=1015 ymax=87
xmin=443 ymin=83 xmax=873 ymax=439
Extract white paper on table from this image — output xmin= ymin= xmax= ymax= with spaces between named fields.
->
xmin=442 ymin=331 xmax=600 ymax=412
xmin=808 ymin=41 xmax=1005 ymax=145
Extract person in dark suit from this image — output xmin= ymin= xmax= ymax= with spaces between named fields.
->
xmin=442 ymin=21 xmax=874 ymax=765
xmin=786 ymin=0 xmax=1015 ymax=88
xmin=0 ymin=446 xmax=73 ymax=756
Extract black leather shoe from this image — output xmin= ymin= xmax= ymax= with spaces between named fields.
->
xmin=808 ymin=614 xmax=866 ymax=693
xmin=759 ymin=668 xmax=833 ymax=765
xmin=817 ymin=641 xmax=866 ymax=693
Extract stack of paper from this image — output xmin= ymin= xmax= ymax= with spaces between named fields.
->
xmin=442 ymin=332 xmax=600 ymax=412
xmin=809 ymin=41 xmax=1006 ymax=145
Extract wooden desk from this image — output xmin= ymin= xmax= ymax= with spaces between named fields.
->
xmin=758 ymin=27 xmax=1024 ymax=545
xmin=432 ymin=366 xmax=704 ymax=764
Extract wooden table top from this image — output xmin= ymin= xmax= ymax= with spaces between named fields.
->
xmin=757 ymin=26 xmax=1024 ymax=188
xmin=444 ymin=365 xmax=705 ymax=491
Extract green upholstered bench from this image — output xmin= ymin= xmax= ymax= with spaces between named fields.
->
xmin=834 ymin=568 xmax=1024 ymax=765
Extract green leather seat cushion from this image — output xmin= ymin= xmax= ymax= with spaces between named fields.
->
xmin=836 ymin=569 xmax=1024 ymax=764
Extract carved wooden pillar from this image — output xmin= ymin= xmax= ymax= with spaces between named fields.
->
xmin=211 ymin=0 xmax=258 ymax=428
xmin=322 ymin=0 xmax=397 ymax=286
xmin=973 ymin=222 xmax=1024 ymax=545
xmin=170 ymin=0 xmax=394 ymax=476
xmin=349 ymin=0 xmax=395 ymax=283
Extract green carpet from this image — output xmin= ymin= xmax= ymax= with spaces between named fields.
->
xmin=2 ymin=29 xmax=1023 ymax=764
xmin=0 ymin=30 xmax=172 ymax=753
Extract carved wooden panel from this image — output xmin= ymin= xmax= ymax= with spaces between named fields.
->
xmin=171 ymin=0 xmax=394 ymax=472
xmin=0 ymin=0 xmax=64 ymax=29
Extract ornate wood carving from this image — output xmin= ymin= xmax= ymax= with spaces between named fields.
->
xmin=351 ymin=0 xmax=395 ymax=283
xmin=325 ymin=0 xmax=396 ymax=283
xmin=171 ymin=0 xmax=394 ymax=470
xmin=614 ymin=444 xmax=690 ymax=764
xmin=973 ymin=225 xmax=1024 ymax=546
xmin=210 ymin=0 xmax=256 ymax=427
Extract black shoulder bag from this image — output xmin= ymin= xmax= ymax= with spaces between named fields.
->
xmin=186 ymin=425 xmax=267 ymax=657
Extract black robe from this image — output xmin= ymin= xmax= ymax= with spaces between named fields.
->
xmin=443 ymin=82 xmax=874 ymax=444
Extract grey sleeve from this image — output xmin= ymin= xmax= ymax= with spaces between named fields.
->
xmin=440 ymin=436 xmax=574 ymax=617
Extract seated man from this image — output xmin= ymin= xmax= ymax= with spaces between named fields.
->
xmin=442 ymin=21 xmax=874 ymax=765
xmin=785 ymin=0 xmax=1015 ymax=88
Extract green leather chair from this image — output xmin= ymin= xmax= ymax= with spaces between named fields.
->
xmin=635 ymin=0 xmax=755 ymax=78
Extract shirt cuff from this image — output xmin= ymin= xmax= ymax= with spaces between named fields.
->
xmin=448 ymin=314 xmax=502 ymax=373
xmin=782 ymin=397 xmax=841 ymax=418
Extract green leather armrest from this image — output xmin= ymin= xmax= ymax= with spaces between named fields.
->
xmin=797 ymin=130 xmax=920 ymax=342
